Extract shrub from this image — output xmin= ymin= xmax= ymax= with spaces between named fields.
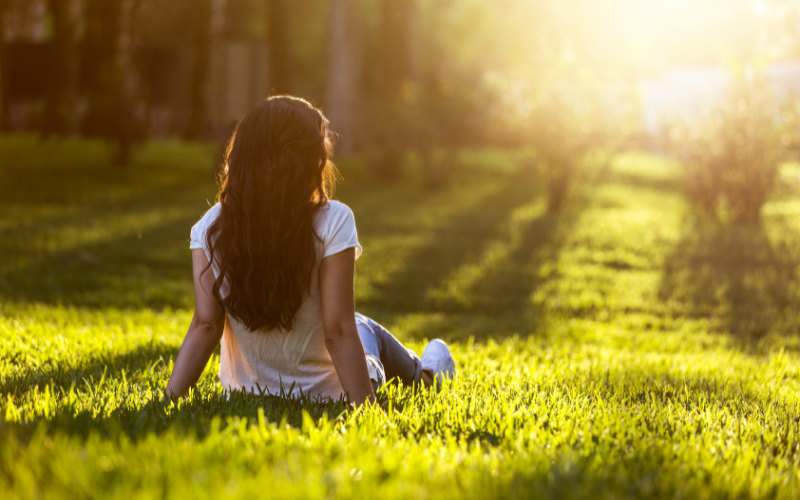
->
xmin=666 ymin=70 xmax=800 ymax=225
xmin=526 ymin=77 xmax=639 ymax=211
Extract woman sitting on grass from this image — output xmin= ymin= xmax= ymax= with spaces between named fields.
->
xmin=166 ymin=96 xmax=455 ymax=405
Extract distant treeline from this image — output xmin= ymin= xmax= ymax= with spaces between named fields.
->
xmin=0 ymin=0 xmax=450 ymax=161
xmin=2 ymin=0 xmax=796 ymax=218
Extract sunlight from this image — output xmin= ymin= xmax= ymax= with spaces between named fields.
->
xmin=4 ymin=1 xmax=800 ymax=497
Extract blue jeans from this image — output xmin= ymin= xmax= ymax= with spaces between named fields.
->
xmin=355 ymin=313 xmax=422 ymax=391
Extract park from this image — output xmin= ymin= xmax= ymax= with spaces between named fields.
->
xmin=2 ymin=1 xmax=800 ymax=498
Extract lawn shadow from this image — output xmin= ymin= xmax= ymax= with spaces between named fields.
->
xmin=1 ymin=340 xmax=354 ymax=442
xmin=585 ymin=370 xmax=770 ymax=410
xmin=658 ymin=214 xmax=800 ymax=346
xmin=1 ymin=343 xmax=181 ymax=396
xmin=434 ymin=211 xmax=571 ymax=315
xmin=0 ymin=210 xmax=203 ymax=310
xmin=366 ymin=198 xmax=584 ymax=343
xmin=358 ymin=179 xmax=543 ymax=314
xmin=0 ymin=139 xmax=217 ymax=310
xmin=0 ymin=164 xmax=220 ymax=310
xmin=2 ymin=385 xmax=353 ymax=444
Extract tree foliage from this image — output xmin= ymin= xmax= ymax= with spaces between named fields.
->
xmin=666 ymin=69 xmax=800 ymax=224
xmin=528 ymin=76 xmax=639 ymax=211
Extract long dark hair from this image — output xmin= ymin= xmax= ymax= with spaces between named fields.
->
xmin=205 ymin=96 xmax=337 ymax=331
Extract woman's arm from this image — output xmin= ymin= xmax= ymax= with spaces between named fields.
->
xmin=166 ymin=249 xmax=226 ymax=397
xmin=319 ymin=248 xmax=375 ymax=406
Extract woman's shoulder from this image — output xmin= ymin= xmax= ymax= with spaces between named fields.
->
xmin=316 ymin=200 xmax=356 ymax=229
xmin=190 ymin=203 xmax=221 ymax=249
xmin=197 ymin=203 xmax=222 ymax=228
xmin=316 ymin=200 xmax=361 ymax=258
xmin=319 ymin=199 xmax=353 ymax=216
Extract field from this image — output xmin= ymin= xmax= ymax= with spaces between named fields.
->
xmin=2 ymin=136 xmax=800 ymax=499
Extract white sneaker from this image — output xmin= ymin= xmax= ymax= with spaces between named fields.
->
xmin=421 ymin=339 xmax=456 ymax=385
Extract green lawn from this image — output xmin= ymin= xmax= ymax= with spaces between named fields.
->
xmin=2 ymin=136 xmax=800 ymax=499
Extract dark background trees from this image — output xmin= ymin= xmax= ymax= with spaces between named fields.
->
xmin=325 ymin=0 xmax=359 ymax=154
xmin=44 ymin=0 xmax=79 ymax=135
xmin=0 ymin=0 xmax=7 ymax=131
xmin=185 ymin=0 xmax=213 ymax=141
xmin=267 ymin=0 xmax=292 ymax=95
xmin=0 ymin=0 xmax=798 ymax=180
xmin=81 ymin=0 xmax=140 ymax=164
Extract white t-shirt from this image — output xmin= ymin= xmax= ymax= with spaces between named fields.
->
xmin=189 ymin=200 xmax=362 ymax=399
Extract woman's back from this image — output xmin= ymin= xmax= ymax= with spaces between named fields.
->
xmin=190 ymin=200 xmax=362 ymax=398
xmin=167 ymin=96 xmax=375 ymax=406
xmin=166 ymin=96 xmax=453 ymax=404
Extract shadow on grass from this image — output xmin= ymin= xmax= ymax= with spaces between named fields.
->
xmin=0 ymin=343 xmax=181 ymax=396
xmin=0 ymin=138 xmax=217 ymax=310
xmin=359 ymin=182 xmax=542 ymax=313
xmin=1 ymin=388 xmax=353 ymax=444
xmin=658 ymin=214 xmax=800 ymax=346
xmin=588 ymin=371 xmax=771 ymax=410
xmin=434 ymin=212 xmax=570 ymax=315
xmin=365 ymin=200 xmax=582 ymax=343
xmin=0 ymin=211 xmax=202 ymax=310
xmin=1 ymin=341 xmax=353 ymax=442
xmin=0 ymin=157 xmax=218 ymax=309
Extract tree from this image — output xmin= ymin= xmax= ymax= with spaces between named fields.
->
xmin=83 ymin=0 xmax=124 ymax=151
xmin=267 ymin=0 xmax=292 ymax=95
xmin=362 ymin=0 xmax=420 ymax=179
xmin=185 ymin=0 xmax=213 ymax=140
xmin=0 ymin=0 xmax=8 ymax=131
xmin=666 ymin=69 xmax=800 ymax=224
xmin=83 ymin=0 xmax=141 ymax=164
xmin=45 ymin=0 xmax=79 ymax=136
xmin=83 ymin=0 xmax=122 ymax=132
xmin=325 ymin=0 xmax=359 ymax=153
xmin=375 ymin=0 xmax=417 ymax=96
xmin=534 ymin=79 xmax=639 ymax=211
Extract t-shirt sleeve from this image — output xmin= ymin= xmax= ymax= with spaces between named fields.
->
xmin=189 ymin=204 xmax=219 ymax=252
xmin=322 ymin=203 xmax=363 ymax=260
xmin=190 ymin=220 xmax=205 ymax=250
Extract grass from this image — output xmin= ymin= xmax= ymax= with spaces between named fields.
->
xmin=1 ymin=135 xmax=800 ymax=499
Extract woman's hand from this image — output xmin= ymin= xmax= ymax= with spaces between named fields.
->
xmin=319 ymin=248 xmax=375 ymax=406
xmin=166 ymin=249 xmax=225 ymax=398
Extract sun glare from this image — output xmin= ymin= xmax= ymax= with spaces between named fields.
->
xmin=492 ymin=0 xmax=790 ymax=79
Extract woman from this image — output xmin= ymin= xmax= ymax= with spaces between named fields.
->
xmin=166 ymin=96 xmax=455 ymax=405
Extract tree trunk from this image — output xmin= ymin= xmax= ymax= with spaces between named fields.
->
xmin=326 ymin=0 xmax=359 ymax=154
xmin=185 ymin=0 xmax=213 ymax=141
xmin=84 ymin=0 xmax=141 ymax=165
xmin=268 ymin=0 xmax=292 ymax=95
xmin=365 ymin=0 xmax=420 ymax=179
xmin=46 ymin=0 xmax=80 ymax=136
xmin=0 ymin=0 xmax=7 ymax=131
xmin=83 ymin=0 xmax=123 ymax=136
xmin=377 ymin=0 xmax=418 ymax=95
